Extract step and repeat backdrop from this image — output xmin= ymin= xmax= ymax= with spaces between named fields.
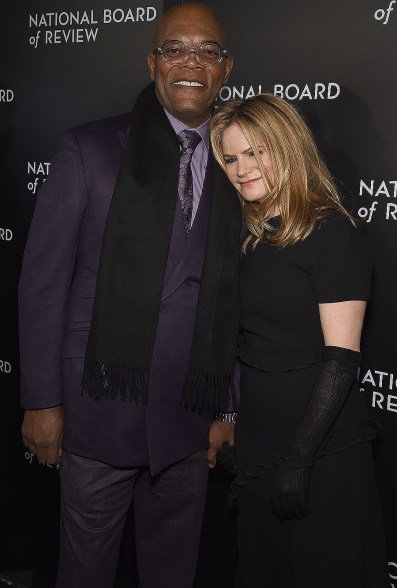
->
xmin=1 ymin=0 xmax=396 ymax=585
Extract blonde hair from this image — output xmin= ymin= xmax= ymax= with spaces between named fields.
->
xmin=210 ymin=93 xmax=355 ymax=251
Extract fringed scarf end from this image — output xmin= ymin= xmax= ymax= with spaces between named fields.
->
xmin=181 ymin=371 xmax=234 ymax=412
xmin=81 ymin=360 xmax=148 ymax=405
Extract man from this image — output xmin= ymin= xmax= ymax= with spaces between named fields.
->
xmin=19 ymin=4 xmax=240 ymax=588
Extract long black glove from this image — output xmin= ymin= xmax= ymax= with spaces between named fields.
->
xmin=271 ymin=345 xmax=361 ymax=520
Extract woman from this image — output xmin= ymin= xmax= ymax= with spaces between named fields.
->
xmin=210 ymin=94 xmax=389 ymax=587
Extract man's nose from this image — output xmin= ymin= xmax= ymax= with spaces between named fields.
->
xmin=183 ymin=49 xmax=203 ymax=67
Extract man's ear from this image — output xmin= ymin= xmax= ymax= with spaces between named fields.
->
xmin=147 ymin=52 xmax=155 ymax=80
xmin=223 ymin=56 xmax=233 ymax=84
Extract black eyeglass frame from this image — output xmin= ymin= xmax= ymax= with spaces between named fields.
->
xmin=152 ymin=40 xmax=229 ymax=66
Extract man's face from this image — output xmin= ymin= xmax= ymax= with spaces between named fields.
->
xmin=147 ymin=6 xmax=233 ymax=128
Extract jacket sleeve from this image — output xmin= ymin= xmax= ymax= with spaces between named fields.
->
xmin=19 ymin=130 xmax=89 ymax=409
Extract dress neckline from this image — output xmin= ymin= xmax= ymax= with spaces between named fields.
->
xmin=267 ymin=215 xmax=281 ymax=228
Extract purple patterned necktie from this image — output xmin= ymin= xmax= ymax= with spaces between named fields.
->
xmin=177 ymin=129 xmax=202 ymax=234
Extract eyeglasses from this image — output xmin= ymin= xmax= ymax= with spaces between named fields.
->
xmin=152 ymin=40 xmax=228 ymax=67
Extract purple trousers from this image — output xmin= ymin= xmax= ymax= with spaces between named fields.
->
xmin=56 ymin=449 xmax=209 ymax=588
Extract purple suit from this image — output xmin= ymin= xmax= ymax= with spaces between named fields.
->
xmin=19 ymin=110 xmax=236 ymax=475
xmin=19 ymin=106 xmax=240 ymax=587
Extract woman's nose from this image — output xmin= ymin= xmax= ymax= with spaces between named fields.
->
xmin=237 ymin=162 xmax=251 ymax=177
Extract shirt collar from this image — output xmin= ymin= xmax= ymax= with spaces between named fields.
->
xmin=164 ymin=109 xmax=210 ymax=152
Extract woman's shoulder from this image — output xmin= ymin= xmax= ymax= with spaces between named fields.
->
xmin=309 ymin=210 xmax=372 ymax=301
xmin=313 ymin=209 xmax=363 ymax=247
xmin=316 ymin=209 xmax=357 ymax=232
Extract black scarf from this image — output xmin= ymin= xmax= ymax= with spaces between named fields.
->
xmin=82 ymin=83 xmax=241 ymax=411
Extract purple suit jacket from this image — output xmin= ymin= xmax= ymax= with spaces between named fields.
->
xmin=19 ymin=111 xmax=237 ymax=475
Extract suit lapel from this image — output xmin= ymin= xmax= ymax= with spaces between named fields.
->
xmin=161 ymin=158 xmax=214 ymax=302
xmin=163 ymin=196 xmax=187 ymax=284
xmin=117 ymin=128 xmax=128 ymax=149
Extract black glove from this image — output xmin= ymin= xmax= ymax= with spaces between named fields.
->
xmin=271 ymin=345 xmax=361 ymax=521
xmin=272 ymin=460 xmax=311 ymax=520
xmin=216 ymin=442 xmax=237 ymax=475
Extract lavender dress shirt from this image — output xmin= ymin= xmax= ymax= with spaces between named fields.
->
xmin=164 ymin=110 xmax=209 ymax=227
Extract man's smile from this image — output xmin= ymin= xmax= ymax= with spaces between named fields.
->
xmin=173 ymin=80 xmax=204 ymax=87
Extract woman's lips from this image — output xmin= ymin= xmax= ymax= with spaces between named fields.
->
xmin=239 ymin=177 xmax=261 ymax=187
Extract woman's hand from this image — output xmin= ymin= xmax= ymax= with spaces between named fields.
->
xmin=272 ymin=460 xmax=312 ymax=520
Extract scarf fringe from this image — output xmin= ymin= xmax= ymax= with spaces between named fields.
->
xmin=181 ymin=371 xmax=235 ymax=412
xmin=82 ymin=360 xmax=148 ymax=404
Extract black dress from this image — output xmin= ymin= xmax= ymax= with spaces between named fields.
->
xmin=233 ymin=213 xmax=389 ymax=587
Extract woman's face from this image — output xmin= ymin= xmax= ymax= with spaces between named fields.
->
xmin=221 ymin=123 xmax=274 ymax=203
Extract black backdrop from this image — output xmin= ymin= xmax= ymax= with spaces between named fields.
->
xmin=1 ymin=0 xmax=396 ymax=586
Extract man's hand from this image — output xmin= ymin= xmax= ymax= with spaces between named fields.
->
xmin=207 ymin=420 xmax=235 ymax=469
xmin=22 ymin=406 xmax=64 ymax=465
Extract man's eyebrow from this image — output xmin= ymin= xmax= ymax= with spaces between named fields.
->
xmin=161 ymin=38 xmax=223 ymax=45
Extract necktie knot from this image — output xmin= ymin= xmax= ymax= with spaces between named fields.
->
xmin=177 ymin=129 xmax=202 ymax=153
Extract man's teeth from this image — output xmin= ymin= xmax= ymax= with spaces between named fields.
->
xmin=174 ymin=81 xmax=203 ymax=87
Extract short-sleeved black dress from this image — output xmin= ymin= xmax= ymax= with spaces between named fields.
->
xmin=233 ymin=213 xmax=389 ymax=587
